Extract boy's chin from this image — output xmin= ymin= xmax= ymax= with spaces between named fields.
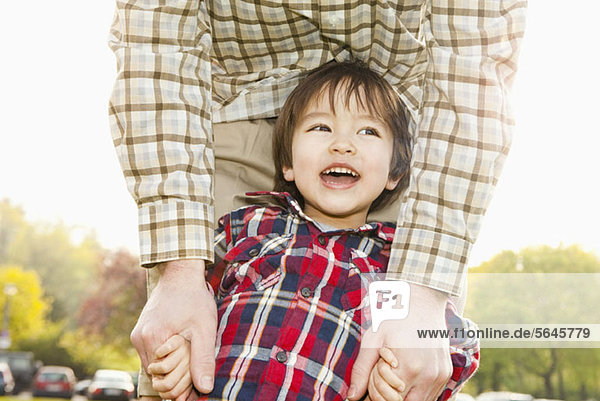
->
xmin=311 ymin=203 xmax=370 ymax=224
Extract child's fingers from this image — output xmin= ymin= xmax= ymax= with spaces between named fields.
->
xmin=367 ymin=367 xmax=390 ymax=401
xmin=149 ymin=339 xmax=191 ymax=375
xmin=148 ymin=352 xmax=178 ymax=375
xmin=152 ymin=352 xmax=192 ymax=392
xmin=368 ymin=361 xmax=403 ymax=401
xmin=378 ymin=346 xmax=398 ymax=368
xmin=157 ymin=371 xmax=192 ymax=399
xmin=375 ymin=358 xmax=405 ymax=391
xmin=173 ymin=385 xmax=194 ymax=401
xmin=152 ymin=363 xmax=190 ymax=393
xmin=367 ymin=368 xmax=384 ymax=401
xmin=158 ymin=373 xmax=192 ymax=400
xmin=154 ymin=334 xmax=187 ymax=359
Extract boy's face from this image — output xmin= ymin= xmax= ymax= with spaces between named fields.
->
xmin=282 ymin=87 xmax=400 ymax=229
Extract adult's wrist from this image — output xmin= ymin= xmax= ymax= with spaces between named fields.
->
xmin=157 ymin=259 xmax=207 ymax=282
xmin=408 ymin=282 xmax=448 ymax=315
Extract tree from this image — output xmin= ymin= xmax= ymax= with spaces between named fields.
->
xmin=464 ymin=245 xmax=600 ymax=399
xmin=0 ymin=200 xmax=145 ymax=375
xmin=0 ymin=199 xmax=100 ymax=322
xmin=77 ymin=249 xmax=146 ymax=349
xmin=0 ymin=200 xmax=27 ymax=262
xmin=0 ymin=265 xmax=51 ymax=344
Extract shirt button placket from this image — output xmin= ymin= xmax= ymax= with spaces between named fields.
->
xmin=301 ymin=287 xmax=312 ymax=298
xmin=318 ymin=236 xmax=326 ymax=246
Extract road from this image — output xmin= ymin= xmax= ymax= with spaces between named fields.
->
xmin=14 ymin=392 xmax=114 ymax=401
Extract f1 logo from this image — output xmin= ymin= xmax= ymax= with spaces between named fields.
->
xmin=369 ymin=281 xmax=410 ymax=332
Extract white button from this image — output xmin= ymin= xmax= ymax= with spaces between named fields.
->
xmin=329 ymin=15 xmax=340 ymax=27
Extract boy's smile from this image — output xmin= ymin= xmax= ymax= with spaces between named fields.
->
xmin=320 ymin=163 xmax=359 ymax=189
xmin=282 ymin=87 xmax=400 ymax=229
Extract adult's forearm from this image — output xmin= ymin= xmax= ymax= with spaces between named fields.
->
xmin=389 ymin=0 xmax=528 ymax=296
xmin=108 ymin=0 xmax=215 ymax=266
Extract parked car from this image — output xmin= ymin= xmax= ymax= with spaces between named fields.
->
xmin=455 ymin=393 xmax=476 ymax=401
xmin=127 ymin=371 xmax=138 ymax=398
xmin=0 ymin=351 xmax=37 ymax=392
xmin=74 ymin=378 xmax=92 ymax=395
xmin=477 ymin=392 xmax=534 ymax=401
xmin=87 ymin=369 xmax=135 ymax=401
xmin=32 ymin=365 xmax=77 ymax=398
xmin=0 ymin=362 xmax=15 ymax=395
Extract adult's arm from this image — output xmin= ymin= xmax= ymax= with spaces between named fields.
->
xmin=350 ymin=1 xmax=528 ymax=400
xmin=391 ymin=0 xmax=528 ymax=296
xmin=108 ymin=0 xmax=214 ymax=267
xmin=108 ymin=0 xmax=216 ymax=395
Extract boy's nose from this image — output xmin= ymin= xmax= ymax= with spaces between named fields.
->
xmin=329 ymin=135 xmax=356 ymax=155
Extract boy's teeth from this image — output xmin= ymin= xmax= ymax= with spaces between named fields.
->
xmin=323 ymin=167 xmax=358 ymax=177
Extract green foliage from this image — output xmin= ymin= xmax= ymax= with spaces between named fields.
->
xmin=0 ymin=199 xmax=145 ymax=377
xmin=465 ymin=245 xmax=600 ymax=400
xmin=15 ymin=321 xmax=87 ymax=377
xmin=470 ymin=244 xmax=600 ymax=274
xmin=0 ymin=199 xmax=100 ymax=322
xmin=0 ymin=265 xmax=50 ymax=343
xmin=60 ymin=329 xmax=140 ymax=376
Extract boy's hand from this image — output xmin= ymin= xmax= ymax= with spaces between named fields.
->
xmin=148 ymin=334 xmax=193 ymax=400
xmin=348 ymin=283 xmax=452 ymax=401
xmin=365 ymin=347 xmax=405 ymax=401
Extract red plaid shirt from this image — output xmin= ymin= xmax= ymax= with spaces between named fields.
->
xmin=204 ymin=192 xmax=479 ymax=401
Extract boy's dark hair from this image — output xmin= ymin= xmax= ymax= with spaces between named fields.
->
xmin=273 ymin=60 xmax=412 ymax=212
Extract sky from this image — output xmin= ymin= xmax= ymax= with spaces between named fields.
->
xmin=1 ymin=1 xmax=598 ymax=268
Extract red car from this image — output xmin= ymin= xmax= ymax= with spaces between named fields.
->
xmin=32 ymin=366 xmax=76 ymax=398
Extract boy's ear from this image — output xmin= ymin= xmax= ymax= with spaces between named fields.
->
xmin=282 ymin=166 xmax=295 ymax=182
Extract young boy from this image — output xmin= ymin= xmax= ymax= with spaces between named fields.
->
xmin=147 ymin=61 xmax=479 ymax=401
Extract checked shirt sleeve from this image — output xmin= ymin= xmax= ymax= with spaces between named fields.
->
xmin=108 ymin=0 xmax=214 ymax=266
xmin=206 ymin=214 xmax=229 ymax=292
xmin=391 ymin=0 xmax=528 ymax=295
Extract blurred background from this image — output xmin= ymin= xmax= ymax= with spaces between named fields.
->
xmin=0 ymin=1 xmax=598 ymax=401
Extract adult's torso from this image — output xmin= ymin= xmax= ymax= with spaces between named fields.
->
xmin=206 ymin=0 xmax=427 ymax=124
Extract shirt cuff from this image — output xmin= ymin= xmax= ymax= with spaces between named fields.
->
xmin=137 ymin=369 xmax=158 ymax=397
xmin=388 ymin=227 xmax=471 ymax=297
xmin=138 ymin=199 xmax=214 ymax=267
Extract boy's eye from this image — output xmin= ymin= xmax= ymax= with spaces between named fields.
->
xmin=309 ymin=124 xmax=331 ymax=132
xmin=357 ymin=128 xmax=379 ymax=136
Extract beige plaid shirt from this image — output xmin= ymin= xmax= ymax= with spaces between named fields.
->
xmin=108 ymin=0 xmax=527 ymax=296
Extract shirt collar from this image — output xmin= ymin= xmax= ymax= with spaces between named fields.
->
xmin=245 ymin=191 xmax=395 ymax=243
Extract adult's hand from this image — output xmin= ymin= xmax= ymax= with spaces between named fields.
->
xmin=130 ymin=259 xmax=218 ymax=395
xmin=348 ymin=283 xmax=452 ymax=401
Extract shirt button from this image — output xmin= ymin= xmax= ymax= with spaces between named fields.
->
xmin=301 ymin=287 xmax=312 ymax=298
xmin=249 ymin=248 xmax=259 ymax=257
xmin=275 ymin=350 xmax=287 ymax=363
xmin=329 ymin=14 xmax=340 ymax=27
xmin=318 ymin=236 xmax=326 ymax=246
